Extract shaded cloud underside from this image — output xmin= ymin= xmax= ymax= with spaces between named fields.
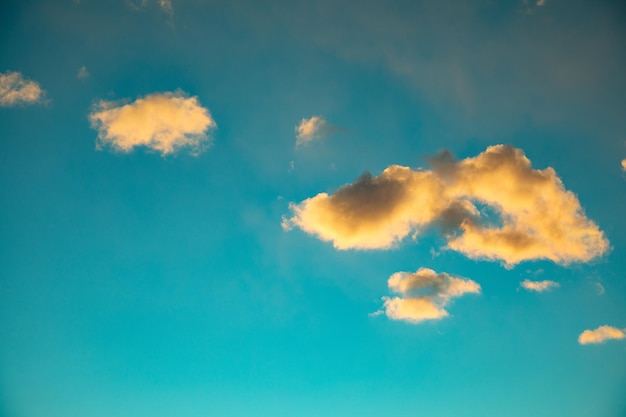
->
xmin=521 ymin=279 xmax=559 ymax=292
xmin=89 ymin=91 xmax=216 ymax=156
xmin=0 ymin=71 xmax=45 ymax=107
xmin=578 ymin=325 xmax=625 ymax=345
xmin=378 ymin=268 xmax=480 ymax=323
xmin=284 ymin=145 xmax=608 ymax=267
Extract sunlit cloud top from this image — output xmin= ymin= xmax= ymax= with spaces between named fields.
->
xmin=89 ymin=91 xmax=216 ymax=156
xmin=284 ymin=145 xmax=609 ymax=267
xmin=0 ymin=71 xmax=45 ymax=107
xmin=578 ymin=325 xmax=625 ymax=345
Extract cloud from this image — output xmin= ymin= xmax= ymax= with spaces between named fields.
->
xmin=77 ymin=66 xmax=89 ymax=79
xmin=578 ymin=325 xmax=625 ymax=345
xmin=377 ymin=268 xmax=480 ymax=324
xmin=127 ymin=0 xmax=173 ymax=15
xmin=621 ymin=159 xmax=626 ymax=172
xmin=284 ymin=145 xmax=609 ymax=266
xmin=520 ymin=279 xmax=559 ymax=292
xmin=89 ymin=91 xmax=216 ymax=156
xmin=0 ymin=71 xmax=45 ymax=107
xmin=295 ymin=116 xmax=337 ymax=147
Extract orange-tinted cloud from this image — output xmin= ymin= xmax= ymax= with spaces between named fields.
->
xmin=284 ymin=145 xmax=609 ymax=266
xmin=0 ymin=71 xmax=45 ymax=107
xmin=89 ymin=91 xmax=216 ymax=156
xmin=520 ymin=279 xmax=559 ymax=292
xmin=378 ymin=268 xmax=480 ymax=323
xmin=578 ymin=325 xmax=625 ymax=345
xmin=295 ymin=116 xmax=337 ymax=147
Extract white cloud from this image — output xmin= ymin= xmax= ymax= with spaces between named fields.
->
xmin=77 ymin=66 xmax=89 ymax=79
xmin=284 ymin=145 xmax=609 ymax=267
xmin=578 ymin=325 xmax=625 ymax=345
xmin=520 ymin=279 xmax=559 ymax=292
xmin=0 ymin=71 xmax=45 ymax=107
xmin=89 ymin=91 xmax=216 ymax=156
xmin=295 ymin=116 xmax=337 ymax=147
xmin=377 ymin=268 xmax=480 ymax=324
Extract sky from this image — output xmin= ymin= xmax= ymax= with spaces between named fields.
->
xmin=1 ymin=0 xmax=626 ymax=416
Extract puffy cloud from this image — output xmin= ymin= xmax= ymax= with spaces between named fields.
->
xmin=89 ymin=91 xmax=216 ymax=156
xmin=0 ymin=71 xmax=45 ymax=107
xmin=520 ymin=279 xmax=559 ymax=292
xmin=578 ymin=325 xmax=625 ymax=345
xmin=295 ymin=116 xmax=337 ymax=147
xmin=284 ymin=145 xmax=609 ymax=266
xmin=621 ymin=159 xmax=626 ymax=172
xmin=378 ymin=268 xmax=480 ymax=324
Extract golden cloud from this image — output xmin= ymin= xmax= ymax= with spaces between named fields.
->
xmin=89 ymin=91 xmax=216 ymax=156
xmin=0 ymin=71 xmax=45 ymax=107
xmin=578 ymin=325 xmax=625 ymax=345
xmin=284 ymin=145 xmax=609 ymax=266
xmin=295 ymin=116 xmax=337 ymax=147
xmin=520 ymin=279 xmax=559 ymax=292
xmin=378 ymin=268 xmax=480 ymax=323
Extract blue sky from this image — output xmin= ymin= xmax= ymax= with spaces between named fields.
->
xmin=1 ymin=1 xmax=625 ymax=416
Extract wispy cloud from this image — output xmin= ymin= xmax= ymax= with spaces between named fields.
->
xmin=89 ymin=91 xmax=216 ymax=156
xmin=77 ymin=66 xmax=89 ymax=79
xmin=295 ymin=116 xmax=338 ymax=147
xmin=126 ymin=0 xmax=173 ymax=16
xmin=520 ymin=279 xmax=559 ymax=292
xmin=0 ymin=71 xmax=45 ymax=107
xmin=284 ymin=145 xmax=609 ymax=266
xmin=578 ymin=325 xmax=625 ymax=345
xmin=376 ymin=268 xmax=480 ymax=324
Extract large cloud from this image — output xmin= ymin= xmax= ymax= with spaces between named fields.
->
xmin=578 ymin=325 xmax=625 ymax=345
xmin=378 ymin=268 xmax=480 ymax=323
xmin=295 ymin=116 xmax=337 ymax=147
xmin=89 ymin=91 xmax=216 ymax=156
xmin=520 ymin=279 xmax=559 ymax=292
xmin=0 ymin=71 xmax=45 ymax=107
xmin=284 ymin=145 xmax=609 ymax=266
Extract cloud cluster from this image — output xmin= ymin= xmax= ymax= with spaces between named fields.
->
xmin=520 ymin=279 xmax=559 ymax=292
xmin=284 ymin=145 xmax=609 ymax=267
xmin=295 ymin=116 xmax=336 ymax=147
xmin=578 ymin=325 xmax=625 ymax=345
xmin=0 ymin=71 xmax=45 ymax=107
xmin=89 ymin=91 xmax=216 ymax=156
xmin=378 ymin=268 xmax=480 ymax=323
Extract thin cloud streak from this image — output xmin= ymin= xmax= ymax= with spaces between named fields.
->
xmin=377 ymin=268 xmax=480 ymax=324
xmin=89 ymin=91 xmax=216 ymax=156
xmin=0 ymin=71 xmax=45 ymax=107
xmin=284 ymin=145 xmax=609 ymax=267
xmin=520 ymin=279 xmax=559 ymax=292
xmin=578 ymin=325 xmax=625 ymax=345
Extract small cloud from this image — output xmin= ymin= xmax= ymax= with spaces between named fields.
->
xmin=621 ymin=159 xmax=626 ymax=172
xmin=536 ymin=0 xmax=546 ymax=6
xmin=595 ymin=282 xmax=605 ymax=295
xmin=295 ymin=116 xmax=338 ymax=147
xmin=0 ymin=71 xmax=45 ymax=107
xmin=289 ymin=160 xmax=295 ymax=172
xmin=376 ymin=268 xmax=480 ymax=324
xmin=520 ymin=279 xmax=559 ymax=292
xmin=89 ymin=90 xmax=216 ymax=156
xmin=77 ymin=66 xmax=89 ymax=79
xmin=284 ymin=145 xmax=609 ymax=266
xmin=127 ymin=0 xmax=173 ymax=16
xmin=578 ymin=325 xmax=625 ymax=345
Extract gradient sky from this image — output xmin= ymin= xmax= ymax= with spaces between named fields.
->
xmin=1 ymin=1 xmax=626 ymax=416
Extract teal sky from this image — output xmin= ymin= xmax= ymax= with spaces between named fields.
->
xmin=1 ymin=1 xmax=626 ymax=416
